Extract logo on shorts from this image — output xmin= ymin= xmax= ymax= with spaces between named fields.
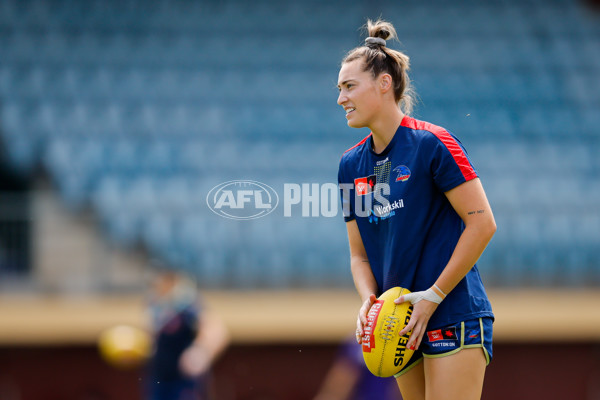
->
xmin=354 ymin=175 xmax=376 ymax=196
xmin=427 ymin=327 xmax=457 ymax=342
xmin=393 ymin=165 xmax=411 ymax=182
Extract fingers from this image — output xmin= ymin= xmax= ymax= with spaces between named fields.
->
xmin=398 ymin=314 xmax=415 ymax=337
xmin=359 ymin=307 xmax=367 ymax=327
xmin=398 ymin=315 xmax=424 ymax=350
xmin=405 ymin=320 xmax=425 ymax=351
xmin=399 ymin=300 xmax=439 ymax=351
xmin=356 ymin=294 xmax=377 ymax=344
xmin=356 ymin=316 xmax=363 ymax=344
xmin=179 ymin=346 xmax=209 ymax=378
xmin=359 ymin=294 xmax=377 ymax=325
xmin=359 ymin=308 xmax=367 ymax=326
xmin=395 ymin=292 xmax=418 ymax=305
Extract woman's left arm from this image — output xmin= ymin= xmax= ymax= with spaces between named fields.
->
xmin=397 ymin=178 xmax=496 ymax=350
xmin=179 ymin=308 xmax=231 ymax=377
xmin=434 ymin=177 xmax=497 ymax=295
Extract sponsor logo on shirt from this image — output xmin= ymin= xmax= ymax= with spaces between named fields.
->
xmin=373 ymin=199 xmax=404 ymax=217
xmin=394 ymin=165 xmax=411 ymax=182
xmin=368 ymin=210 xmax=395 ymax=224
xmin=354 ymin=175 xmax=376 ymax=196
xmin=376 ymin=157 xmax=390 ymax=166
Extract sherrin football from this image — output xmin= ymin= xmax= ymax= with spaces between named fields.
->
xmin=98 ymin=325 xmax=152 ymax=369
xmin=362 ymin=287 xmax=414 ymax=377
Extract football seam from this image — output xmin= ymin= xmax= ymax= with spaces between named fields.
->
xmin=378 ymin=287 xmax=403 ymax=377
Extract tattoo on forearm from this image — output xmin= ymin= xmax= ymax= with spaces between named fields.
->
xmin=467 ymin=210 xmax=485 ymax=215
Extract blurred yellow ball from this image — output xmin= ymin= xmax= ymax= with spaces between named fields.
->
xmin=98 ymin=325 xmax=152 ymax=369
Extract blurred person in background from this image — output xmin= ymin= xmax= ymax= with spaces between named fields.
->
xmin=337 ymin=19 xmax=496 ymax=400
xmin=146 ymin=262 xmax=230 ymax=400
xmin=313 ymin=335 xmax=400 ymax=400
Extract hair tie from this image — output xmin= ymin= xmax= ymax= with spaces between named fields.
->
xmin=365 ymin=37 xmax=386 ymax=47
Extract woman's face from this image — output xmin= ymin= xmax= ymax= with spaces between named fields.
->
xmin=337 ymin=59 xmax=382 ymax=129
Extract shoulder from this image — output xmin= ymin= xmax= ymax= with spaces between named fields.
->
xmin=339 ymin=133 xmax=371 ymax=165
xmin=403 ymin=116 xmax=477 ymax=182
xmin=403 ymin=117 xmax=472 ymax=168
xmin=402 ymin=115 xmax=460 ymax=149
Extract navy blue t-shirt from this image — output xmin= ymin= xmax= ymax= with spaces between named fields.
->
xmin=150 ymin=305 xmax=199 ymax=382
xmin=338 ymin=116 xmax=494 ymax=329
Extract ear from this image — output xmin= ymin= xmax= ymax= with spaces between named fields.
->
xmin=379 ymin=73 xmax=393 ymax=93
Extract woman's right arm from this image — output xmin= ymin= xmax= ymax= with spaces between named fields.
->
xmin=346 ymin=219 xmax=378 ymax=343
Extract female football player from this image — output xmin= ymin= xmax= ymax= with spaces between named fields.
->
xmin=337 ymin=19 xmax=496 ymax=400
xmin=146 ymin=265 xmax=230 ymax=400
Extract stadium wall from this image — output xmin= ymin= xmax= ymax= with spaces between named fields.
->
xmin=0 ymin=342 xmax=598 ymax=400
xmin=0 ymin=290 xmax=599 ymax=399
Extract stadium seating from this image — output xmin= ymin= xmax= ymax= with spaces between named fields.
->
xmin=0 ymin=0 xmax=599 ymax=288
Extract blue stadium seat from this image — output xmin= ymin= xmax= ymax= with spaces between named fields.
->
xmin=155 ymin=175 xmax=192 ymax=212
xmin=103 ymin=210 xmax=141 ymax=248
xmin=141 ymin=213 xmax=173 ymax=255
xmin=92 ymin=175 xmax=123 ymax=218
xmin=1 ymin=0 xmax=599 ymax=288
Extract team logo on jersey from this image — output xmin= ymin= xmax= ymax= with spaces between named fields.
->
xmin=393 ymin=165 xmax=411 ymax=182
xmin=354 ymin=175 xmax=376 ymax=196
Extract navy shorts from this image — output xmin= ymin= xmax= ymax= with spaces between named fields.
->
xmin=394 ymin=317 xmax=493 ymax=378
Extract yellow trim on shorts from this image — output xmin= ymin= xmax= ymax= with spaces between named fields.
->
xmin=422 ymin=318 xmax=491 ymax=366
xmin=394 ymin=318 xmax=491 ymax=379
xmin=393 ymin=356 xmax=423 ymax=378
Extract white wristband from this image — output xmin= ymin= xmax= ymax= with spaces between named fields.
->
xmin=402 ymin=288 xmax=444 ymax=305
xmin=433 ymin=284 xmax=447 ymax=298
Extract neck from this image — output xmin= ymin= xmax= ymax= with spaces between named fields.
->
xmin=369 ymin=105 xmax=405 ymax=154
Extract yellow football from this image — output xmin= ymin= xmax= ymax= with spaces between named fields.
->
xmin=98 ymin=325 xmax=152 ymax=369
xmin=362 ymin=287 xmax=414 ymax=377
